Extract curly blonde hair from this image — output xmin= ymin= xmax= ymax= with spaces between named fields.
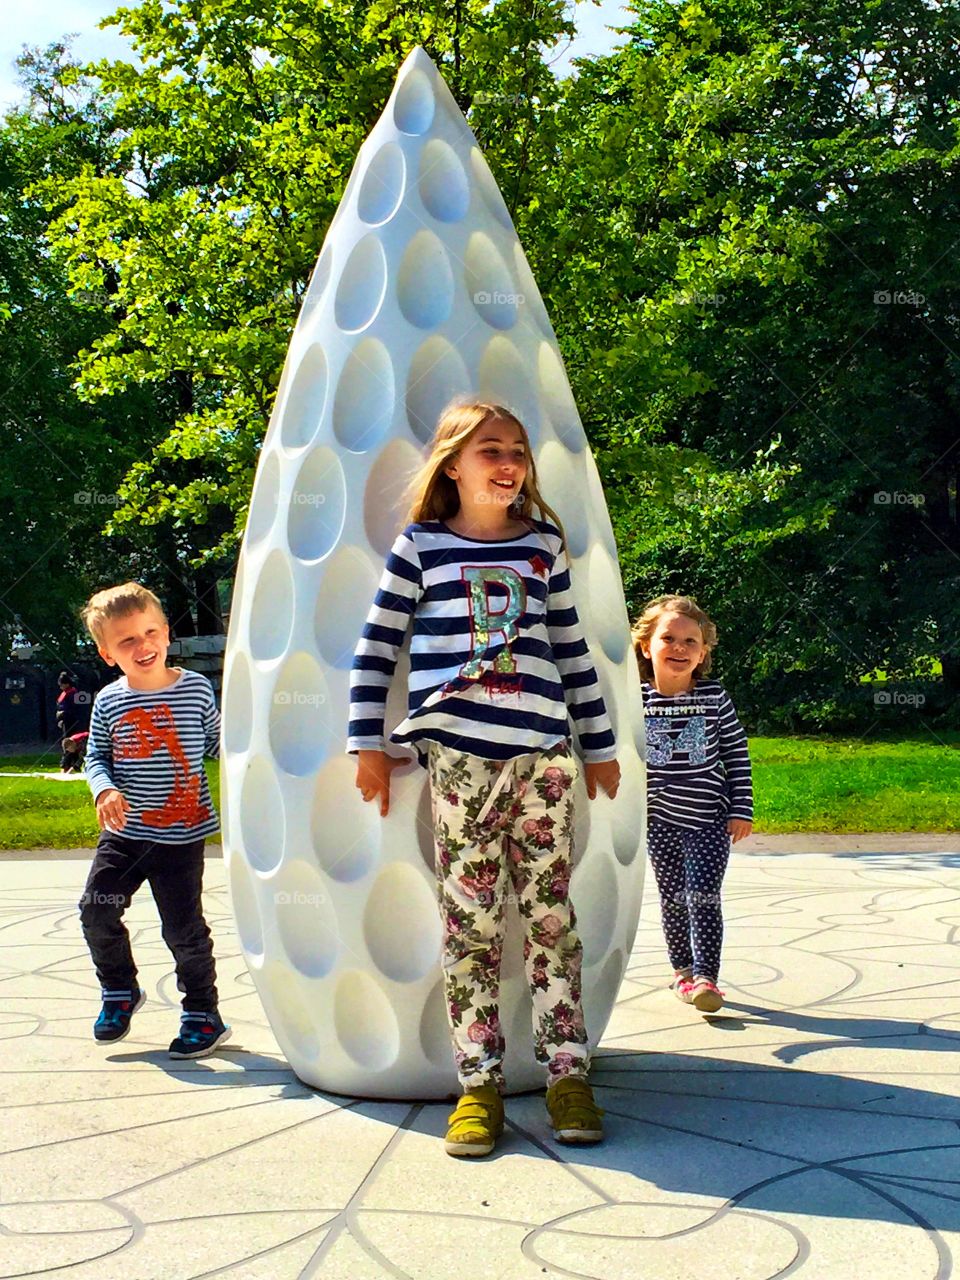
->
xmin=406 ymin=398 xmax=566 ymax=548
xmin=631 ymin=595 xmax=717 ymax=680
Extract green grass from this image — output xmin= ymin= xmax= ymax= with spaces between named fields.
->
xmin=0 ymin=735 xmax=957 ymax=848
xmin=752 ymin=733 xmax=960 ymax=833
xmin=0 ymin=761 xmax=222 ymax=850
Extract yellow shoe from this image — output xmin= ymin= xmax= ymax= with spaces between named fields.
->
xmin=444 ymin=1085 xmax=504 ymax=1157
xmin=546 ymin=1077 xmax=604 ymax=1144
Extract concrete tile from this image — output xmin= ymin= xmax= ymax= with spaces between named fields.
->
xmin=1 ymin=847 xmax=958 ymax=1278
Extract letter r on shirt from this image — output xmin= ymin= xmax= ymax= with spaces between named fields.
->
xmin=460 ymin=566 xmax=526 ymax=679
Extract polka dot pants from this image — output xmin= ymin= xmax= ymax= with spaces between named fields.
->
xmin=647 ymin=817 xmax=731 ymax=982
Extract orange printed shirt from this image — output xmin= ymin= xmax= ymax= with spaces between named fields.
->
xmin=85 ymin=668 xmax=221 ymax=842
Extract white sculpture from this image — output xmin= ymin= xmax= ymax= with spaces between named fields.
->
xmin=221 ymin=45 xmax=646 ymax=1098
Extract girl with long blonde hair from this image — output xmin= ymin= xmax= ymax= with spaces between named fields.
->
xmin=348 ymin=397 xmax=619 ymax=1157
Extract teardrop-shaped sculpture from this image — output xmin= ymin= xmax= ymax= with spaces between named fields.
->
xmin=223 ymin=45 xmax=646 ymax=1098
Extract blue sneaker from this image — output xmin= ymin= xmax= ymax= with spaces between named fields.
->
xmin=168 ymin=1010 xmax=232 ymax=1059
xmin=93 ymin=987 xmax=146 ymax=1043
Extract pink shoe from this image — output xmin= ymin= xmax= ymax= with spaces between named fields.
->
xmin=690 ymin=977 xmax=724 ymax=1013
xmin=670 ymin=972 xmax=695 ymax=1004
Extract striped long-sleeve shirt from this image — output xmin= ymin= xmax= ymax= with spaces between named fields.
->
xmin=84 ymin=668 xmax=221 ymax=842
xmin=642 ymin=679 xmax=753 ymax=829
xmin=348 ymin=520 xmax=617 ymax=765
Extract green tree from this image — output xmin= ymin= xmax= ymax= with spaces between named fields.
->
xmin=532 ymin=0 xmax=960 ymax=727
xmin=42 ymin=0 xmax=575 ymax=570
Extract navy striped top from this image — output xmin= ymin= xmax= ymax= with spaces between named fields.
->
xmin=84 ymin=668 xmax=221 ymax=842
xmin=642 ymin=679 xmax=753 ymax=829
xmin=348 ymin=520 xmax=617 ymax=764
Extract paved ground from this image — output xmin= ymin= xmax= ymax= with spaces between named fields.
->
xmin=1 ymin=840 xmax=958 ymax=1278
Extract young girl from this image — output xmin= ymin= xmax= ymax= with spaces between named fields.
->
xmin=632 ymin=595 xmax=753 ymax=1014
xmin=348 ymin=398 xmax=620 ymax=1157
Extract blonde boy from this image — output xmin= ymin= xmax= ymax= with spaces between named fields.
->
xmin=78 ymin=582 xmax=231 ymax=1058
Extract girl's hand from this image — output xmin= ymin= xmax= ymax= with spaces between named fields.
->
xmin=727 ymin=818 xmax=753 ymax=843
xmin=585 ymin=759 xmax=621 ymax=800
xmin=355 ymin=750 xmax=408 ymax=817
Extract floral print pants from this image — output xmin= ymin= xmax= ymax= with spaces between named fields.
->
xmin=427 ymin=739 xmax=590 ymax=1092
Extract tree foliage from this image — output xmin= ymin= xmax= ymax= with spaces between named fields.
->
xmin=3 ymin=0 xmax=958 ymax=731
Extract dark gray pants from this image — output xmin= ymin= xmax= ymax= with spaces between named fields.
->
xmin=78 ymin=831 xmax=218 ymax=1012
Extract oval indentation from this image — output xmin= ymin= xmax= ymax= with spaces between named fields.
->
xmin=332 ymin=338 xmax=395 ymax=452
xmin=397 ymin=229 xmax=454 ymax=330
xmin=262 ymin=964 xmax=321 ymax=1060
xmin=535 ymin=443 xmax=589 ymax=558
xmin=416 ymin=778 xmax=436 ymax=873
xmin=470 ymin=146 xmax=512 ymax=229
xmin=249 ymin=550 xmax=294 ymax=661
xmin=515 ymin=244 xmax=554 ymax=338
xmin=418 ymin=138 xmax=469 ymax=222
xmin=287 ymin=446 xmax=347 ymax=561
xmin=538 ymin=342 xmax=585 ymax=451
xmin=596 ymin=946 xmax=626 ymax=1032
xmin=364 ymin=862 xmax=441 ymax=983
xmin=466 ymin=232 xmax=518 ymax=330
xmin=228 ymin=854 xmax=263 ymax=956
xmin=588 ymin=544 xmax=629 ymax=663
xmin=335 ymin=234 xmax=387 ymax=333
xmin=314 ymin=544 xmax=381 ymax=668
xmin=269 ymin=653 xmax=331 ymax=776
xmin=419 ymin=981 xmax=451 ymax=1068
xmin=585 ymin=450 xmax=618 ymax=554
xmin=570 ymin=850 xmax=619 ymax=967
xmin=272 ymin=860 xmax=339 ymax=977
xmin=611 ymin=751 xmax=645 ymax=866
xmin=394 ymin=68 xmax=435 ymax=134
xmin=281 ymin=345 xmax=328 ymax=450
xmin=626 ymin=658 xmax=646 ymax=757
xmin=364 ymin=438 xmax=423 ymax=556
xmin=311 ymin=755 xmax=380 ymax=882
xmin=240 ymin=755 xmax=285 ymax=873
xmin=358 ymin=141 xmax=405 ymax=224
xmin=334 ymin=971 xmax=401 ymax=1070
xmin=300 ymin=245 xmax=333 ymax=328
xmin=406 ymin=337 xmax=470 ymax=445
xmin=245 ymin=450 xmax=280 ymax=545
xmin=477 ymin=336 xmax=540 ymax=444
xmin=222 ymin=651 xmax=253 ymax=754
xmin=592 ymin=658 xmax=621 ymax=740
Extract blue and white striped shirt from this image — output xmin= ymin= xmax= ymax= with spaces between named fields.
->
xmin=348 ymin=520 xmax=617 ymax=764
xmin=84 ymin=668 xmax=221 ymax=842
xmin=642 ymin=679 xmax=753 ymax=829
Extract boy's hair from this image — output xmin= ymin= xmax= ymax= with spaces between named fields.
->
xmin=81 ymin=582 xmax=167 ymax=646
xmin=405 ymin=397 xmax=567 ymax=550
xmin=631 ymin=595 xmax=718 ymax=680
